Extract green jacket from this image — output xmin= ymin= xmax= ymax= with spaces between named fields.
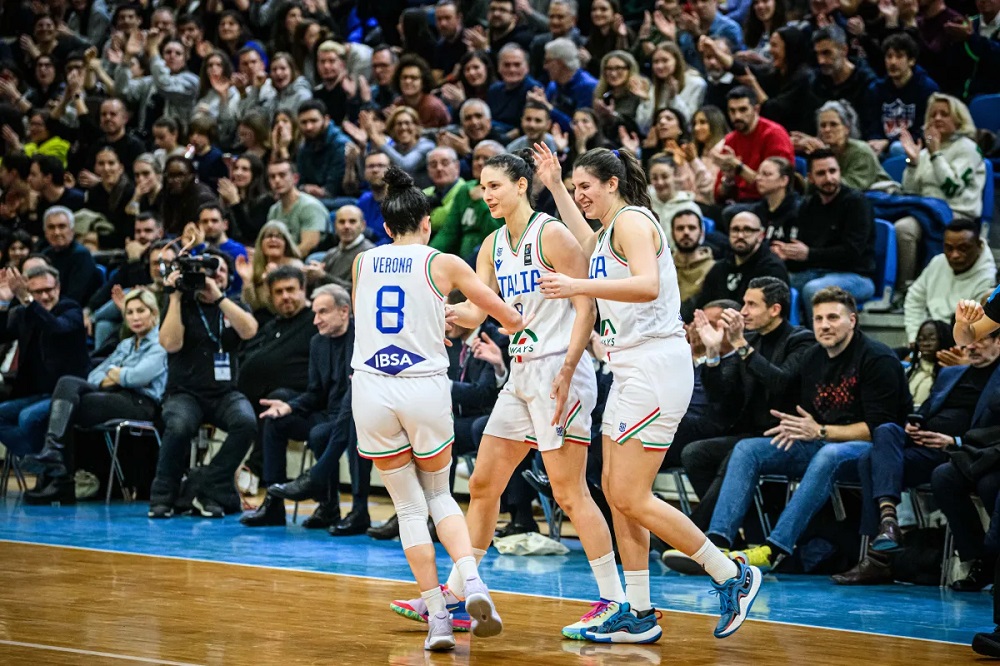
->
xmin=429 ymin=179 xmax=501 ymax=260
xmin=424 ymin=178 xmax=467 ymax=234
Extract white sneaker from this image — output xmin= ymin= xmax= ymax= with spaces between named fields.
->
xmin=424 ymin=610 xmax=456 ymax=651
xmin=463 ymin=576 xmax=503 ymax=638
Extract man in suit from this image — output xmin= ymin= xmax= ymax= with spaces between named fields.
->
xmin=665 ymin=278 xmax=814 ymax=572
xmin=834 ymin=327 xmax=1000 ymax=584
xmin=240 ymin=284 xmax=372 ymax=536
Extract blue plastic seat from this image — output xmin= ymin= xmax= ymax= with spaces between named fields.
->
xmin=883 ymin=155 xmax=907 ymax=183
xmin=981 ymin=159 xmax=994 ymax=228
xmin=702 ymin=217 xmax=716 ymax=235
xmin=789 ymin=287 xmax=801 ymax=326
xmin=795 ymin=156 xmax=807 ymax=177
xmin=870 ymin=219 xmax=897 ymax=308
xmin=970 ymin=94 xmax=1000 ymax=133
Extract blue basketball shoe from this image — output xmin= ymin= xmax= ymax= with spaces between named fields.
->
xmin=580 ymin=602 xmax=662 ymax=644
xmin=711 ymin=561 xmax=762 ymax=638
xmin=390 ymin=585 xmax=471 ymax=632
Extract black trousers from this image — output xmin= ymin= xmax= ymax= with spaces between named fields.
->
xmin=49 ymin=375 xmax=157 ymax=474
xmin=931 ymin=462 xmax=1000 ymax=562
xmin=150 ymin=390 xmax=256 ymax=504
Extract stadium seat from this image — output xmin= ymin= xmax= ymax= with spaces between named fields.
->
xmin=703 ymin=217 xmax=715 ymax=235
xmin=789 ymin=287 xmax=801 ymax=326
xmin=795 ymin=156 xmax=807 ymax=177
xmin=981 ymin=159 xmax=994 ymax=229
xmin=868 ymin=219 xmax=897 ymax=310
xmin=95 ymin=263 xmax=108 ymax=282
xmin=883 ymin=155 xmax=906 ymax=183
xmin=970 ymin=94 xmax=1000 ymax=133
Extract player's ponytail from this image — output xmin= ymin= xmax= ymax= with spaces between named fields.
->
xmin=381 ymin=165 xmax=432 ymax=237
xmin=574 ymin=147 xmax=652 ymax=211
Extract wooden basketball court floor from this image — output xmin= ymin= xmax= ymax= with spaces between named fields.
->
xmin=0 ymin=498 xmax=992 ymax=665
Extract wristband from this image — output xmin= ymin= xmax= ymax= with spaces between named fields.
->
xmin=163 ymin=286 xmax=176 ymax=295
xmin=213 ymin=295 xmax=226 ymax=306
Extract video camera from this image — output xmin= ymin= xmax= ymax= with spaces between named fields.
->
xmin=160 ymin=253 xmax=221 ymax=292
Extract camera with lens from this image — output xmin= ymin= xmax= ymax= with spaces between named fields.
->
xmin=160 ymin=254 xmax=221 ymax=292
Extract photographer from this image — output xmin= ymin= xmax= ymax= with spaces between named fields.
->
xmin=148 ymin=247 xmax=259 ymax=519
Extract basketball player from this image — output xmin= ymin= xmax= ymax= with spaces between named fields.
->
xmin=533 ymin=144 xmax=762 ymax=642
xmin=353 ymin=166 xmax=524 ymax=651
xmin=390 ymin=151 xmax=627 ymax=640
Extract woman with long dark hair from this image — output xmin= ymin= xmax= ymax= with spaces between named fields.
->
xmin=85 ymin=146 xmax=135 ymax=248
xmin=218 ymin=153 xmax=274 ymax=244
xmin=439 ymin=50 xmax=495 ymax=112
xmin=742 ymin=0 xmax=788 ymax=57
xmin=398 ymin=7 xmax=437 ymax=65
xmin=271 ymin=2 xmax=304 ymax=56
xmin=533 ymin=143 xmax=762 ymax=643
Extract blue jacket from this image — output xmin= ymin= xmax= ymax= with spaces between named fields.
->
xmin=866 ymin=191 xmax=954 ymax=262
xmin=546 ymin=68 xmax=598 ymax=132
xmin=296 ymin=122 xmax=347 ymax=198
xmin=920 ymin=363 xmax=1000 ymax=429
xmin=679 ymin=14 xmax=745 ymax=74
xmin=89 ymin=327 xmax=168 ymax=402
xmin=864 ymin=68 xmax=940 ymax=141
xmin=358 ymin=191 xmax=389 ymax=246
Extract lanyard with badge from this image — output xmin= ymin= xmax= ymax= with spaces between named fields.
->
xmin=197 ymin=302 xmax=231 ymax=382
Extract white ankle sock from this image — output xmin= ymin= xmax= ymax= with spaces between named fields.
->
xmin=624 ymin=570 xmax=651 ymax=612
xmin=422 ymin=586 xmax=447 ymax=615
xmin=692 ymin=538 xmax=738 ymax=584
xmin=447 ymin=547 xmax=486 ymax=597
xmin=588 ymin=552 xmax=625 ymax=602
xmin=456 ymin=555 xmax=479 ymax=582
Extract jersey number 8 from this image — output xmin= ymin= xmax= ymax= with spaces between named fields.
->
xmin=375 ymin=286 xmax=406 ymax=334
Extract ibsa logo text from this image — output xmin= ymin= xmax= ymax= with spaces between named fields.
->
xmin=365 ymin=345 xmax=426 ymax=376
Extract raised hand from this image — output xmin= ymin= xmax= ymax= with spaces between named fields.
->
xmin=618 ymin=126 xmax=640 ymax=153
xmin=693 ymin=308 xmax=724 ymax=354
xmin=898 ymin=127 xmax=922 ymax=164
xmin=235 ymin=254 xmax=254 ymax=283
xmin=955 ymin=299 xmax=985 ymax=326
xmin=550 ymin=123 xmax=569 ymax=153
xmin=532 ymin=142 xmax=564 ymax=191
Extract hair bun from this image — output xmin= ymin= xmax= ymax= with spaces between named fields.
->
xmin=383 ymin=165 xmax=415 ymax=192
xmin=513 ymin=147 xmax=535 ymax=164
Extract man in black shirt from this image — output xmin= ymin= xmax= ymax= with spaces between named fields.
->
xmin=432 ymin=0 xmax=469 ymax=79
xmin=682 ymin=212 xmax=789 ymax=320
xmin=242 ymin=284 xmax=370 ymax=536
xmin=833 ymin=330 xmax=1000 ymax=584
xmin=704 ymin=287 xmax=909 ymax=570
xmin=40 ymin=207 xmax=102 ymax=306
xmin=771 ymin=150 xmax=876 ymax=322
xmin=149 ymin=249 xmax=259 ymax=519
xmin=312 ymin=41 xmax=361 ymax=126
xmin=28 ymin=156 xmax=85 ymax=237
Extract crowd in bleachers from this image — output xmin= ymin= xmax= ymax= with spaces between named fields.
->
xmin=3 ymin=0 xmax=1000 ymax=654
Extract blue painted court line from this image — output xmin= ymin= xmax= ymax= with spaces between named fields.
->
xmin=0 ymin=501 xmax=991 ymax=645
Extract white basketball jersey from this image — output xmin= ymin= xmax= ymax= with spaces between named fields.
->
xmin=352 ymin=244 xmax=449 ymax=378
xmin=589 ymin=206 xmax=685 ymax=351
xmin=493 ymin=211 xmax=575 ymax=360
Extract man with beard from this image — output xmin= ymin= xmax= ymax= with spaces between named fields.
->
xmin=714 ymin=86 xmax=795 ymax=205
xmin=355 ymin=151 xmax=391 ymax=245
xmin=76 ymin=98 xmax=145 ymax=181
xmin=672 ymin=210 xmax=716 ymax=303
xmin=296 ymin=100 xmax=348 ymax=206
xmin=464 ymin=0 xmax=536 ymax=66
xmin=771 ymin=149 xmax=876 ymax=322
xmin=682 ymin=212 xmax=788 ymax=320
xmin=433 ymin=1 xmax=468 ymax=81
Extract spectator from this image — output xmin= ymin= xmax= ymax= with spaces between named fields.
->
xmin=915 ymin=0 xmax=964 ymax=91
xmin=439 ymin=51 xmax=495 ymax=113
xmin=431 ymin=140 xmax=507 ymax=259
xmin=904 ymin=219 xmax=996 ymax=343
xmin=187 ymin=115 xmax=229 ymax=192
xmin=433 ymin=0 xmax=468 ymax=79
xmin=705 ymin=287 xmax=910 ymax=571
xmin=159 ymin=155 xmax=218 ymax=236
xmin=85 ymin=146 xmax=135 ymax=249
xmin=115 ymin=32 xmax=199 ymax=134
xmin=563 ymin=108 xmax=616 ymax=178
xmin=198 ymin=203 xmax=249 ymax=272
xmin=542 ymin=38 xmax=599 ymax=132
xmin=219 ymin=13 xmax=267 ymax=72
xmin=265 ymin=160 xmax=328 ymax=257
xmin=488 ymin=44 xmax=544 ymax=132
xmin=86 ymin=214 xmax=164 ymax=349
xmin=271 ymin=2 xmax=305 ymax=56
xmin=897 ymin=93 xmax=986 ymax=288
xmin=296 ymin=99 xmax=348 ymax=205
xmin=678 ymin=0 xmax=746 ymax=74
xmin=691 ymin=104 xmax=728 ymax=191
xmin=194 ymin=50 xmax=241 ymax=149
xmin=772 ymin=149 xmax=876 ymax=320
xmin=439 ymin=100 xmax=510 ymax=174
xmin=292 ymin=21 xmax=332 ymax=86
xmin=236 ymin=221 xmax=305 ymax=316
xmin=505 ymin=101 xmax=558 ymax=154
xmin=269 ymin=110 xmax=302 ymax=164
xmin=803 ymin=101 xmax=894 ymax=191
xmin=149 ymin=246 xmax=259 ymax=518
xmin=28 ymin=155 xmax=85 ymax=237
xmin=398 ymin=7 xmax=437 ymax=65
xmin=354 ymin=150 xmax=391 ymax=245
xmin=529 ymin=0 xmax=583 ymax=83
xmin=641 ymin=109 xmax=710 ymax=199
xmin=40 ymin=207 xmax=103 ymax=307
xmin=424 ymin=147 xmax=467 ymax=234
xmin=79 ymin=98 xmax=146 ymax=180
xmin=24 ymin=288 xmax=166 ymax=505
xmin=682 ymin=211 xmax=789 ymax=318
xmin=592 ymin=50 xmax=653 ymax=136
xmin=837 ymin=329 xmax=1000 ymax=584
xmin=471 ymin=0 xmax=536 ymax=60
xmin=699 ymin=37 xmax=739 ymax=109
xmin=0 ymin=153 xmax=33 ymax=234
xmin=321 ymin=205 xmax=374 ymax=289
xmin=672 ymin=209 xmax=716 ymax=302
xmin=903 ymin=318 xmax=956 ymax=408
xmin=753 ymin=156 xmax=803 ymax=235
xmin=646 ymin=155 xmax=703 ymax=228
xmin=949 ymin=0 xmax=1000 ymax=99
xmin=67 ymin=0 xmax=111 ymax=47
xmin=217 ymin=153 xmax=274 ymax=245
xmin=1 ymin=230 xmax=33 ymax=272
xmin=392 ymin=54 xmax=451 ymax=128
xmin=369 ymin=45 xmax=399 ymax=109
xmin=676 ymin=278 xmax=815 ymax=537
xmin=151 ymin=118 xmax=185 ymax=170
xmin=311 ymin=41 xmax=360 ymax=126
xmin=347 ymin=107 xmax=436 ymax=189
xmin=583 ymin=0 xmax=635 ymax=78
xmin=810 ymin=25 xmax=877 ymax=134
xmin=742 ymin=0 xmax=788 ymax=55
xmin=125 ymin=154 xmax=164 ymax=223
xmin=0 ymin=264 xmax=89 ymax=457
xmin=714 ymin=85 xmax=795 ymax=205
xmin=245 ymin=52 xmax=313 ymax=122
xmin=865 ymin=33 xmax=939 ymax=156
xmin=648 ymin=42 xmax=708 ymax=120
xmin=243 ymin=284 xmax=371 ymax=536
xmin=19 ymin=110 xmax=70 ymax=167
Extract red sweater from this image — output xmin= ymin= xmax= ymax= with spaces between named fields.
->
xmin=714 ymin=117 xmax=795 ymax=203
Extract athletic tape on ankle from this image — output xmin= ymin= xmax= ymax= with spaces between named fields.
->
xmin=381 ymin=461 xmax=432 ymax=549
xmin=417 ymin=466 xmax=463 ymax=526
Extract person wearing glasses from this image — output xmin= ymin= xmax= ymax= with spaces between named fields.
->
xmin=0 ymin=262 xmax=90 ymax=461
xmin=681 ymin=211 xmax=788 ymax=320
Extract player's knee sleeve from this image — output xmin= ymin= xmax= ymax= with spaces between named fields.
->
xmin=381 ymin=461 xmax=432 ymax=549
xmin=417 ymin=465 xmax=462 ymax=526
